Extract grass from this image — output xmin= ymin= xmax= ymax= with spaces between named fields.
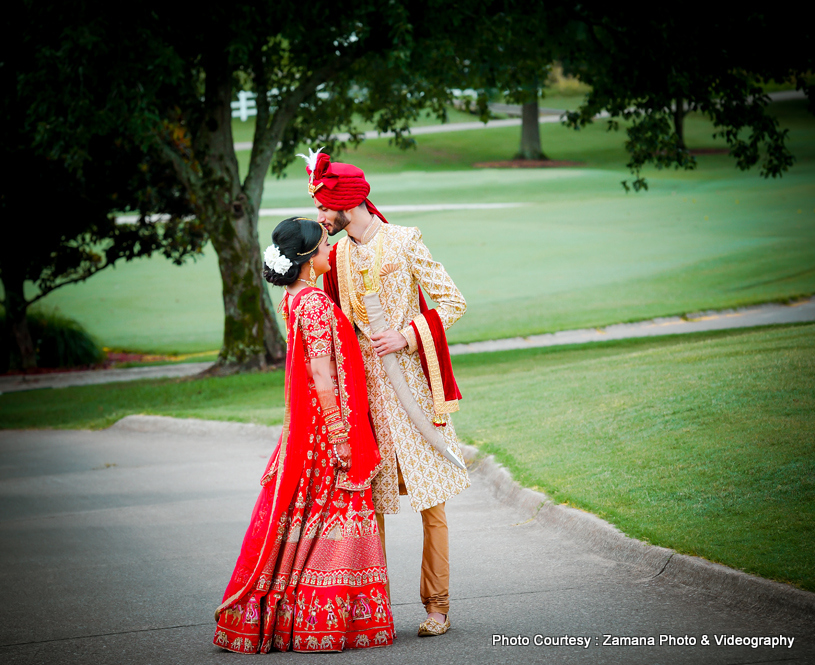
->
xmin=2 ymin=324 xmax=812 ymax=591
xmin=8 ymin=99 xmax=814 ymax=354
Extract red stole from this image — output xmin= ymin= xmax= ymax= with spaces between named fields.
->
xmin=410 ymin=309 xmax=462 ymax=410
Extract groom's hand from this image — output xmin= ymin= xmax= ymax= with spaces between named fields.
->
xmin=371 ymin=329 xmax=408 ymax=357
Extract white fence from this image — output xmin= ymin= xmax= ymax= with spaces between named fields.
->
xmin=230 ymin=88 xmax=330 ymax=121
xmin=231 ymin=91 xmax=258 ymax=121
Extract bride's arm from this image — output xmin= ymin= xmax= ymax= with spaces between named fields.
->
xmin=311 ymin=356 xmax=337 ymax=409
xmin=301 ymin=290 xmax=352 ymax=468
xmin=311 ymin=356 xmax=352 ymax=468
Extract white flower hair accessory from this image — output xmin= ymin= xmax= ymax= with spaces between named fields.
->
xmin=264 ymin=244 xmax=293 ymax=275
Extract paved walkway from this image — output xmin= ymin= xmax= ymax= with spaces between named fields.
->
xmin=0 ymin=361 xmax=215 ymax=394
xmin=2 ymin=298 xmax=812 ymax=394
xmin=0 ymin=416 xmax=812 ymax=664
xmin=116 ymin=202 xmax=528 ymax=225
xmin=255 ymin=202 xmax=527 ymax=218
xmin=448 ymin=297 xmax=815 ymax=355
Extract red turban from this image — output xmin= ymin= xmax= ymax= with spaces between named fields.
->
xmin=306 ymin=152 xmax=369 ymax=209
xmin=303 ymin=150 xmax=389 ymax=223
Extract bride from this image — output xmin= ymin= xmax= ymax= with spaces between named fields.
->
xmin=213 ymin=217 xmax=394 ymax=653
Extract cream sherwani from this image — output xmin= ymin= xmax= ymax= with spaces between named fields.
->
xmin=335 ymin=222 xmax=470 ymax=514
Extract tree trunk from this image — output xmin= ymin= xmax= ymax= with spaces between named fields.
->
xmin=2 ymin=273 xmax=37 ymax=370
xmin=207 ymin=202 xmax=285 ymax=374
xmin=517 ymin=82 xmax=548 ymax=161
xmin=198 ymin=60 xmax=286 ymax=375
xmin=674 ymin=95 xmax=687 ymax=150
xmin=518 ymin=99 xmax=546 ymax=160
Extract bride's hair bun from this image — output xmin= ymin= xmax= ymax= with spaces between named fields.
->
xmin=263 ymin=217 xmax=323 ymax=286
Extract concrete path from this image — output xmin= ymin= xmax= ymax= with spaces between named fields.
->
xmin=488 ymin=102 xmax=567 ymax=117
xmin=449 ymin=297 xmax=815 ymax=355
xmin=0 ymin=361 xmax=214 ymax=394
xmin=0 ymin=416 xmax=812 ymax=664
xmin=2 ymin=298 xmax=813 ymax=394
xmin=116 ymin=202 xmax=527 ymax=225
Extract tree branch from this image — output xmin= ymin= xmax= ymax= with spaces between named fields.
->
xmin=243 ymin=58 xmax=352 ymax=205
xmin=26 ymin=259 xmax=113 ymax=308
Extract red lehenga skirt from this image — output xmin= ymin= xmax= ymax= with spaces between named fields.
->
xmin=213 ymin=386 xmax=395 ymax=653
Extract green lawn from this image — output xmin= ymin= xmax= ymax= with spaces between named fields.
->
xmin=12 ymin=99 xmax=815 ymax=354
xmin=2 ymin=324 xmax=812 ymax=591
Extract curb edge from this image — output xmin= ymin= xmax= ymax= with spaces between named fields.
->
xmin=459 ymin=444 xmax=815 ymax=621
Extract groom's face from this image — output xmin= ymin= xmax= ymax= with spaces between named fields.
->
xmin=314 ymin=199 xmax=350 ymax=236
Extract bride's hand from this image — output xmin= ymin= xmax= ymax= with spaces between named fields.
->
xmin=335 ymin=441 xmax=352 ymax=469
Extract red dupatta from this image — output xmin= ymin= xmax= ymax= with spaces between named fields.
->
xmin=215 ymin=287 xmax=381 ymax=618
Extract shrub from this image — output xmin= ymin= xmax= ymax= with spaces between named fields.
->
xmin=544 ymin=63 xmax=592 ymax=97
xmin=1 ymin=310 xmax=105 ymax=370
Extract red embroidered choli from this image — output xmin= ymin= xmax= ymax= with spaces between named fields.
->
xmin=213 ymin=287 xmax=393 ymax=653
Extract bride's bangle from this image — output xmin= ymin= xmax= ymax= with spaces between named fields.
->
xmin=323 ymin=405 xmax=346 ymax=437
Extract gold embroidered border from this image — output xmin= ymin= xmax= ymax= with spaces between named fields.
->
xmin=336 ymin=452 xmax=384 ymax=492
xmin=329 ymin=297 xmax=385 ymax=491
xmin=413 ymin=314 xmax=459 ymax=415
xmin=368 ymin=228 xmax=386 ymax=293
xmin=336 ymin=238 xmax=354 ymax=325
xmin=299 ymin=566 xmax=388 ymax=587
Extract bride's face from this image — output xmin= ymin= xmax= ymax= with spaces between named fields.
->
xmin=311 ymin=237 xmax=331 ymax=276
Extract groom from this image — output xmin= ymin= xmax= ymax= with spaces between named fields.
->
xmin=300 ymin=149 xmax=469 ymax=636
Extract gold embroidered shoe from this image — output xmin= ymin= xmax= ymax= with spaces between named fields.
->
xmin=418 ymin=615 xmax=450 ymax=636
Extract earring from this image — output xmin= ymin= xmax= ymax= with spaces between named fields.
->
xmin=308 ymin=258 xmax=317 ymax=286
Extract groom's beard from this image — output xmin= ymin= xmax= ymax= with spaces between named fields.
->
xmin=327 ymin=209 xmax=350 ymax=236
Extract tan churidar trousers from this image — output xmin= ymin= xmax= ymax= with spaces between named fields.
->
xmin=375 ymin=464 xmax=449 ymax=615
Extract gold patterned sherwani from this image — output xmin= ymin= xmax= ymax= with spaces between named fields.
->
xmin=334 ymin=221 xmax=470 ymax=513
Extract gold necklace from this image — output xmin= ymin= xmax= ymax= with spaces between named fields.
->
xmin=344 ymin=242 xmax=368 ymax=325
xmin=344 ymin=229 xmax=385 ymax=325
